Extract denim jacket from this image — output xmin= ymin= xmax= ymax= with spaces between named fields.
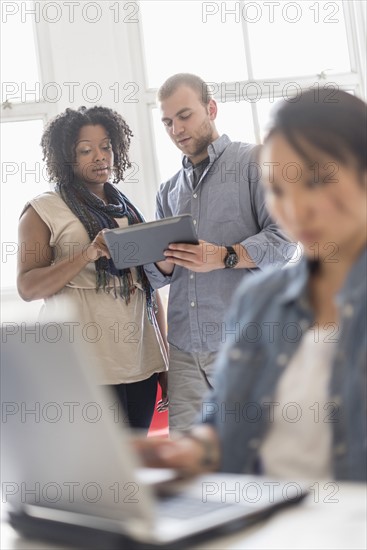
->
xmin=203 ymin=248 xmax=367 ymax=481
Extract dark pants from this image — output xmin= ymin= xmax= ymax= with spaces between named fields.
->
xmin=109 ymin=373 xmax=158 ymax=433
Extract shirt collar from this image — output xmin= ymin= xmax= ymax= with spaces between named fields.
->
xmin=182 ymin=134 xmax=231 ymax=169
xmin=279 ymin=258 xmax=310 ymax=305
xmin=336 ymin=246 xmax=367 ymax=306
xmin=280 ymin=246 xmax=367 ymax=307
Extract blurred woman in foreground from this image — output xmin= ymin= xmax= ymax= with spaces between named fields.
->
xmin=135 ymin=89 xmax=367 ymax=480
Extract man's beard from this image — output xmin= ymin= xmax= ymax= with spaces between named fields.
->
xmin=186 ymin=119 xmax=214 ymax=162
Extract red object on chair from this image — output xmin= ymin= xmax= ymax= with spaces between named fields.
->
xmin=148 ymin=383 xmax=169 ymax=437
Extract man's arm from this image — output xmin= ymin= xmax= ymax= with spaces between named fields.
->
xmin=148 ymin=148 xmax=290 ymax=274
xmin=143 ymin=190 xmax=175 ymax=285
xmin=133 ymin=424 xmax=220 ymax=475
xmin=162 ymin=240 xmax=256 ymax=272
xmin=240 ymin=159 xmax=292 ymax=270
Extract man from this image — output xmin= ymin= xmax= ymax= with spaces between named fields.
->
xmin=145 ymin=73 xmax=290 ymax=433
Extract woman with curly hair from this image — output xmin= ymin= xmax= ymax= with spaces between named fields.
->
xmin=17 ymin=106 xmax=168 ymax=432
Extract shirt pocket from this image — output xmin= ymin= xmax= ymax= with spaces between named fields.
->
xmin=207 ymin=182 xmax=240 ymax=222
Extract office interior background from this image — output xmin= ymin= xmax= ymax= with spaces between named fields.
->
xmin=1 ymin=0 xmax=366 ymax=321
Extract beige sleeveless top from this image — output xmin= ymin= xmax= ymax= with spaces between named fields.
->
xmin=28 ymin=191 xmax=166 ymax=384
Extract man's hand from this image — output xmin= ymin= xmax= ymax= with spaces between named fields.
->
xmin=155 ymin=259 xmax=175 ymax=275
xmin=163 ymin=240 xmax=226 ymax=273
xmin=156 ymin=372 xmax=169 ymax=412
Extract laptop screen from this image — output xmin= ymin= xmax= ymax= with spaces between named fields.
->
xmin=1 ymin=322 xmax=155 ymax=535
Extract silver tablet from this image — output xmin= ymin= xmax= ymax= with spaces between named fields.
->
xmin=103 ymin=214 xmax=198 ymax=269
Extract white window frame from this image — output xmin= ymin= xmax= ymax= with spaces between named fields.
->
xmin=1 ymin=0 xmax=365 ymax=301
xmin=126 ymin=0 xmax=366 ymax=187
xmin=1 ymin=15 xmax=56 ymax=301
xmin=1 ymin=14 xmax=58 ymax=122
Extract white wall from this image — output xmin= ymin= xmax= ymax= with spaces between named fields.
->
xmin=1 ymin=0 xmax=366 ymax=321
xmin=1 ymin=4 xmax=161 ymax=321
xmin=37 ymin=3 xmax=159 ymax=220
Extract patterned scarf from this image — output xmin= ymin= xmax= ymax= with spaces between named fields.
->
xmin=57 ymin=180 xmax=156 ymax=323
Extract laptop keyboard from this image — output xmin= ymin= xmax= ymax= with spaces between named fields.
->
xmin=158 ymin=495 xmax=238 ymax=520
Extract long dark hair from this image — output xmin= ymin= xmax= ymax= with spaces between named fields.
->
xmin=264 ymin=88 xmax=367 ymax=178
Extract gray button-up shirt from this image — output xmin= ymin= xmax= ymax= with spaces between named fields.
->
xmin=144 ymin=135 xmax=291 ymax=353
xmin=202 ymin=248 xmax=367 ymax=481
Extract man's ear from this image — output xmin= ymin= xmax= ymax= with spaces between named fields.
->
xmin=207 ymin=99 xmax=218 ymax=120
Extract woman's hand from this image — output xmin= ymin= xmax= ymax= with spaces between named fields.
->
xmin=17 ymin=207 xmax=112 ymax=301
xmin=86 ymin=229 xmax=111 ymax=262
xmin=156 ymin=372 xmax=169 ymax=412
xmin=132 ymin=425 xmax=220 ymax=475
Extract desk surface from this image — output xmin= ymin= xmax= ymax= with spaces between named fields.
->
xmin=1 ymin=482 xmax=366 ymax=550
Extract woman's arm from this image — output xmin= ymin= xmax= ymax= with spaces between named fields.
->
xmin=17 ymin=206 xmax=107 ymax=301
xmin=155 ymin=290 xmax=169 ymax=355
xmin=133 ymin=424 xmax=221 ymax=475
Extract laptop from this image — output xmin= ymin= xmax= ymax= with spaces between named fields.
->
xmin=1 ymin=323 xmax=307 ymax=549
xmin=103 ymin=214 xmax=198 ymax=270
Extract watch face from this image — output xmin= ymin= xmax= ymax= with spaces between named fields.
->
xmin=225 ymin=252 xmax=239 ymax=268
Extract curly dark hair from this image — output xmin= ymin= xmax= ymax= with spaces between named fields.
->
xmin=41 ymin=105 xmax=133 ymax=186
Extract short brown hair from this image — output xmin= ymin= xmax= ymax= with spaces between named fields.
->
xmin=157 ymin=73 xmax=212 ymax=105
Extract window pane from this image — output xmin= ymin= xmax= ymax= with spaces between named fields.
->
xmin=215 ymin=101 xmax=256 ymax=144
xmin=247 ymin=1 xmax=350 ymax=79
xmin=256 ymin=96 xmax=284 ymax=143
xmin=140 ymin=1 xmax=247 ymax=88
xmin=0 ymin=1 xmax=40 ymax=103
xmin=1 ymin=119 xmax=49 ymax=289
xmin=151 ymin=108 xmax=183 ymax=183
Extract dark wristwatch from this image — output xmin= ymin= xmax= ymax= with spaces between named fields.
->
xmin=224 ymin=245 xmax=239 ymax=268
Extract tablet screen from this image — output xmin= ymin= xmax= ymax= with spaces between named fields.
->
xmin=103 ymin=215 xmax=198 ymax=269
